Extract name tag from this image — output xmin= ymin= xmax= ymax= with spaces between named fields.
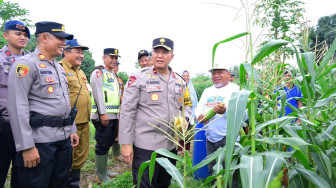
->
xmin=68 ymin=73 xmax=74 ymax=76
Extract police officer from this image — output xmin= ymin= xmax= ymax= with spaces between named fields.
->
xmin=59 ymin=39 xmax=91 ymax=188
xmin=0 ymin=20 xmax=30 ymax=188
xmin=111 ymin=61 xmax=124 ymax=162
xmin=137 ymin=49 xmax=151 ymax=68
xmin=119 ymin=37 xmax=192 ymax=187
xmin=7 ymin=21 xmax=79 ymax=188
xmin=90 ymin=48 xmax=120 ymax=183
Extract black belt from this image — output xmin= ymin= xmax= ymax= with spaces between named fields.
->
xmin=29 ymin=113 xmax=72 ymax=128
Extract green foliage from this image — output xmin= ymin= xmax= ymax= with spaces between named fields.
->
xmin=80 ymin=50 xmax=96 ymax=81
xmin=254 ymin=0 xmax=306 ymax=63
xmin=309 ymin=14 xmax=336 ymax=49
xmin=0 ymin=1 xmax=32 ymax=48
xmin=118 ymin=71 xmax=129 ymax=85
xmin=92 ymin=171 xmax=134 ymax=188
xmin=191 ymin=73 xmax=212 ymax=100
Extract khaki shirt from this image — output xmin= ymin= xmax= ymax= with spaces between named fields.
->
xmin=117 ymin=75 xmax=124 ymax=102
xmin=59 ymin=59 xmax=91 ymax=124
xmin=90 ymin=68 xmax=118 ymax=120
xmin=0 ymin=45 xmax=25 ymax=122
xmin=119 ymin=66 xmax=192 ymax=151
xmin=7 ymin=48 xmax=77 ymax=151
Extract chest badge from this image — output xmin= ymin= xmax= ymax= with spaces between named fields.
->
xmin=39 ymin=63 xmax=47 ymax=68
xmin=47 ymin=86 xmax=54 ymax=93
xmin=45 ymin=77 xmax=55 ymax=83
xmin=151 ymin=93 xmax=159 ymax=101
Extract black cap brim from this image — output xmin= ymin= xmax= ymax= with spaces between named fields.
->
xmin=153 ymin=45 xmax=172 ymax=51
xmin=51 ymin=32 xmax=74 ymax=40
xmin=70 ymin=46 xmax=89 ymax=50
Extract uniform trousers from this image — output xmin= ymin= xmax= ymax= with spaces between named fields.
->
xmin=92 ymin=119 xmax=118 ymax=155
xmin=0 ymin=118 xmax=18 ymax=187
xmin=132 ymin=145 xmax=177 ymax=188
xmin=14 ymin=138 xmax=72 ymax=188
xmin=71 ymin=122 xmax=90 ymax=170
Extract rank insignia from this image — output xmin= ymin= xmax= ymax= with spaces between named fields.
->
xmin=16 ymin=65 xmax=29 ymax=78
xmin=153 ymin=68 xmax=158 ymax=75
xmin=45 ymin=77 xmax=55 ymax=83
xmin=146 ymin=74 xmax=156 ymax=79
xmin=160 ymin=38 xmax=165 ymax=43
xmin=96 ymin=71 xmax=103 ymax=78
xmin=5 ymin=51 xmax=11 ymax=56
xmin=39 ymin=63 xmax=47 ymax=68
xmin=48 ymin=86 xmax=54 ymax=93
xmin=151 ymin=93 xmax=159 ymax=101
xmin=38 ymin=54 xmax=47 ymax=60
xmin=127 ymin=76 xmax=136 ymax=88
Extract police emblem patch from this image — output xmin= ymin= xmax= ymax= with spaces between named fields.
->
xmin=47 ymin=86 xmax=54 ymax=93
xmin=39 ymin=63 xmax=47 ymax=68
xmin=151 ymin=93 xmax=159 ymax=101
xmin=127 ymin=76 xmax=136 ymax=88
xmin=96 ymin=71 xmax=103 ymax=78
xmin=45 ymin=77 xmax=55 ymax=83
xmin=16 ymin=65 xmax=29 ymax=78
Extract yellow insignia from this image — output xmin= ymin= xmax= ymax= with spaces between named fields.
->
xmin=38 ymin=54 xmax=46 ymax=60
xmin=115 ymin=49 xmax=118 ymax=54
xmin=16 ymin=65 xmax=29 ymax=78
xmin=140 ymin=50 xmax=144 ymax=54
xmin=48 ymin=86 xmax=54 ymax=93
xmin=151 ymin=93 xmax=159 ymax=101
xmin=160 ymin=38 xmax=165 ymax=43
xmin=39 ymin=63 xmax=47 ymax=68
xmin=52 ymin=25 xmax=65 ymax=32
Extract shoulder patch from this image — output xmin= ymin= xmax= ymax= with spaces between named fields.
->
xmin=16 ymin=64 xmax=29 ymax=78
xmin=96 ymin=70 xmax=103 ymax=78
xmin=38 ymin=54 xmax=47 ymax=60
xmin=127 ymin=76 xmax=137 ymax=88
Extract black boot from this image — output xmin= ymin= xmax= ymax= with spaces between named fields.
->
xmin=68 ymin=169 xmax=80 ymax=188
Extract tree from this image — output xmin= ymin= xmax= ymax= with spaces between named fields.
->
xmin=118 ymin=72 xmax=129 ymax=85
xmin=80 ymin=50 xmax=96 ymax=81
xmin=191 ymin=73 xmax=213 ymax=100
xmin=0 ymin=1 xmax=33 ymax=48
xmin=309 ymin=14 xmax=336 ymax=49
xmin=254 ymin=0 xmax=306 ymax=62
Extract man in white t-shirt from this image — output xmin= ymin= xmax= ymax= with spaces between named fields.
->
xmin=195 ymin=63 xmax=239 ymax=187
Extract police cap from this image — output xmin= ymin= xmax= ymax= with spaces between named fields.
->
xmin=35 ymin=21 xmax=74 ymax=40
xmin=4 ymin=20 xmax=31 ymax=39
xmin=138 ymin=50 xmax=149 ymax=60
xmin=64 ymin=39 xmax=89 ymax=50
xmin=152 ymin=37 xmax=174 ymax=51
xmin=104 ymin=48 xmax=120 ymax=57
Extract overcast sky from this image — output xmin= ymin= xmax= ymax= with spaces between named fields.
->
xmin=7 ymin=0 xmax=336 ymax=77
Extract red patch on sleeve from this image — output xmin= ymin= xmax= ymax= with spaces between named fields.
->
xmin=127 ymin=76 xmax=136 ymax=88
xmin=96 ymin=71 xmax=103 ymax=78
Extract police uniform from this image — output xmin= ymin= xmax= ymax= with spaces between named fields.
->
xmin=0 ymin=20 xmax=30 ymax=188
xmin=59 ymin=39 xmax=92 ymax=188
xmin=90 ymin=48 xmax=120 ymax=182
xmin=7 ymin=21 xmax=76 ymax=188
xmin=119 ymin=37 xmax=192 ymax=187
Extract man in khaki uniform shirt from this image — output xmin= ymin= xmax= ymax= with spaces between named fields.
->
xmin=59 ymin=39 xmax=91 ymax=188
xmin=119 ymin=37 xmax=192 ymax=187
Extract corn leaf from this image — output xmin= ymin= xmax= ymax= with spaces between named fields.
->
xmin=240 ymin=155 xmax=264 ymax=188
xmin=156 ymin=158 xmax=184 ymax=188
xmin=251 ymin=40 xmax=288 ymax=65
